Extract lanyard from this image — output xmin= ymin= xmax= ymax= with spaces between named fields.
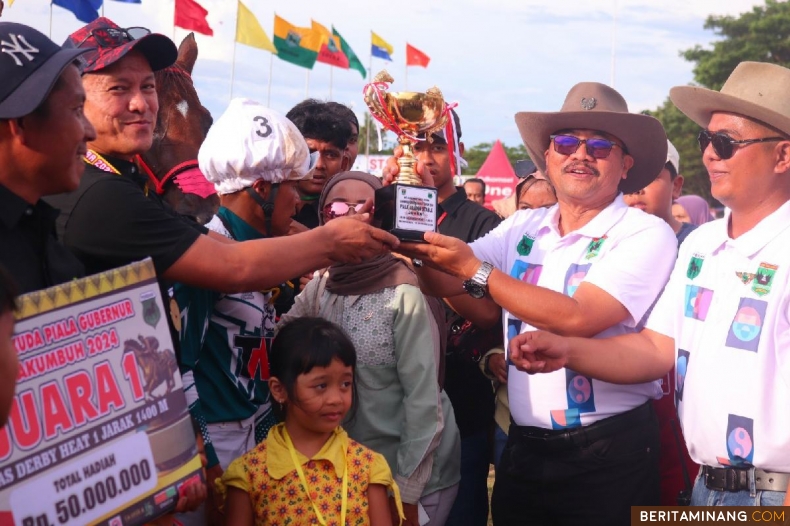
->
xmin=437 ymin=211 xmax=448 ymax=226
xmin=283 ymin=428 xmax=348 ymax=526
xmin=83 ymin=150 xmax=150 ymax=196
xmin=83 ymin=150 xmax=120 ymax=174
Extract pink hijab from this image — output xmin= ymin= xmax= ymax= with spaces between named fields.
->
xmin=675 ymin=195 xmax=711 ymax=226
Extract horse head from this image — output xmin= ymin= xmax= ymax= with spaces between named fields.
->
xmin=138 ymin=33 xmax=219 ymax=225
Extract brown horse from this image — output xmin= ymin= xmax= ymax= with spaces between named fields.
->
xmin=137 ymin=33 xmax=219 ymax=225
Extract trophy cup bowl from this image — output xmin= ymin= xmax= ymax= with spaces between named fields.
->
xmin=364 ymin=72 xmax=448 ymax=241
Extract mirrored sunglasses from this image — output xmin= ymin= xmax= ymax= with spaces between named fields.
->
xmin=322 ymin=201 xmax=366 ymax=221
xmin=550 ymin=134 xmax=623 ymax=159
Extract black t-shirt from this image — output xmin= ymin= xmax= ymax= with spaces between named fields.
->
xmin=45 ymin=156 xmax=206 ymax=279
xmin=0 ymin=184 xmax=85 ymax=294
xmin=293 ymin=199 xmax=320 ymax=230
xmin=438 ymin=187 xmax=503 ymax=437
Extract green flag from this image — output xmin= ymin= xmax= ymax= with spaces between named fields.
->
xmin=273 ymin=14 xmax=321 ymax=69
xmin=332 ymin=26 xmax=366 ymax=79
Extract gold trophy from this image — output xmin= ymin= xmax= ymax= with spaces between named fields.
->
xmin=364 ymin=71 xmax=448 ymax=241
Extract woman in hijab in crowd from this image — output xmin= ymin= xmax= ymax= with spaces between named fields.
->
xmin=672 ymin=195 xmax=712 ymax=226
xmin=280 ymin=171 xmax=461 ymax=526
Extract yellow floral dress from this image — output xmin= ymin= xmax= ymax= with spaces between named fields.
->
xmin=221 ymin=424 xmax=402 ymax=525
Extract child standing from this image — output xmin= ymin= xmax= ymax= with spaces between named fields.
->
xmin=220 ymin=318 xmax=402 ymax=526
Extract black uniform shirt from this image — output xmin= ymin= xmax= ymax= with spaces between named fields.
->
xmin=45 ymin=155 xmax=206 ymax=278
xmin=0 ymin=183 xmax=85 ymax=293
xmin=438 ymin=187 xmax=503 ymax=437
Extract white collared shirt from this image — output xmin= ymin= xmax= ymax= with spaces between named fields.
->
xmin=472 ymin=195 xmax=677 ymax=428
xmin=647 ymin=201 xmax=790 ymax=472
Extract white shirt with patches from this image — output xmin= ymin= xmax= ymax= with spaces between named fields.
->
xmin=647 ymin=201 xmax=790 ymax=472
xmin=471 ymin=195 xmax=677 ymax=429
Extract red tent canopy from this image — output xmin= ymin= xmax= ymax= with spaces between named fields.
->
xmin=475 ymin=140 xmax=517 ymax=210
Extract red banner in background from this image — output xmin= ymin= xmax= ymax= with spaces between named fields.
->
xmin=475 ymin=139 xmax=518 ymax=210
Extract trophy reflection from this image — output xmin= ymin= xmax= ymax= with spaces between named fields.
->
xmin=363 ymin=71 xmax=448 ymax=241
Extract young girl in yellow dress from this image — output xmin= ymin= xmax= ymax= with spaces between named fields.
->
xmin=220 ymin=317 xmax=403 ymax=526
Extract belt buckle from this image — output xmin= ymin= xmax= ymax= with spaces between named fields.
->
xmin=723 ymin=467 xmax=748 ymax=492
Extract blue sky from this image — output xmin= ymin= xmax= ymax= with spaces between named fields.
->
xmin=4 ymin=0 xmax=765 ymax=148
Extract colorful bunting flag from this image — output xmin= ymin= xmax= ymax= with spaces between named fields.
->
xmin=312 ymin=20 xmax=349 ymax=69
xmin=174 ymin=0 xmax=213 ymax=36
xmin=52 ymin=0 xmax=102 ymax=23
xmin=273 ymin=14 xmax=322 ymax=70
xmin=236 ymin=1 xmax=276 ymax=52
xmin=333 ymin=26 xmax=366 ymax=79
xmin=406 ymin=43 xmax=430 ymax=67
xmin=371 ymin=31 xmax=393 ymax=61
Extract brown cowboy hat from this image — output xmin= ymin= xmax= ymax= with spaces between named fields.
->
xmin=671 ymin=61 xmax=790 ymax=136
xmin=514 ymin=82 xmax=667 ymax=194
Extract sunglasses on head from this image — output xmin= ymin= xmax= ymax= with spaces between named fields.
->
xmin=550 ymin=134 xmax=623 ymax=159
xmin=73 ymin=26 xmax=151 ymax=49
xmin=697 ymin=130 xmax=785 ymax=160
xmin=322 ymin=201 xmax=366 ymax=221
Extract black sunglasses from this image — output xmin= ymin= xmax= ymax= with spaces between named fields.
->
xmin=73 ymin=26 xmax=151 ymax=49
xmin=697 ymin=130 xmax=786 ymax=160
xmin=550 ymin=134 xmax=623 ymax=159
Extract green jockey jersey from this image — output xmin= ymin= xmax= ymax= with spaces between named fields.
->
xmin=175 ymin=207 xmax=278 ymax=468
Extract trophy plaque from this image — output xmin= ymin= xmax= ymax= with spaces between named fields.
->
xmin=363 ymin=71 xmax=449 ymax=242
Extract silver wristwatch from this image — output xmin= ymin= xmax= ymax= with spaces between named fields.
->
xmin=462 ymin=262 xmax=495 ymax=299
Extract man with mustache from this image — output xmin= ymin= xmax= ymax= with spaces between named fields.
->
xmin=392 ymin=83 xmax=677 ymax=525
xmin=510 ymin=61 xmax=790 ymax=509
xmin=45 ymin=18 xmax=397 ymax=308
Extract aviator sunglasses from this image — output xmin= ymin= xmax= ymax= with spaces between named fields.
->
xmin=322 ymin=201 xmax=366 ymax=221
xmin=697 ymin=130 xmax=785 ymax=160
xmin=550 ymin=134 xmax=623 ymax=159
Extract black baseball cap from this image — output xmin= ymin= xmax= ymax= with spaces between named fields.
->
xmin=0 ymin=22 xmax=90 ymax=119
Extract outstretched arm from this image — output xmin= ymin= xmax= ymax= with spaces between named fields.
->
xmin=509 ymin=328 xmax=675 ymax=384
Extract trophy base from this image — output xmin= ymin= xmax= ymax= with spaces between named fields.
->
xmin=373 ymin=183 xmax=438 ymax=242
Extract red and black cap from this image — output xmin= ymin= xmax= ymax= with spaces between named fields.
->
xmin=0 ymin=22 xmax=90 ymax=119
xmin=65 ymin=17 xmax=177 ymax=73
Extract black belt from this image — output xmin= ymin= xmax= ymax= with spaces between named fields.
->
xmin=703 ymin=466 xmax=790 ymax=492
xmin=509 ymin=401 xmax=654 ymax=453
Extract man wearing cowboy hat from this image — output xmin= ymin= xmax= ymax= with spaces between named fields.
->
xmin=393 ymin=83 xmax=677 ymax=524
xmin=509 ymin=61 xmax=790 ymax=508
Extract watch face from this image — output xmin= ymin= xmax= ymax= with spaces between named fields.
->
xmin=463 ymin=280 xmax=485 ymax=299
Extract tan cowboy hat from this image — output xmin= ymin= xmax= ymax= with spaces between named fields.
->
xmin=514 ymin=82 xmax=667 ymax=194
xmin=671 ymin=61 xmax=790 ymax=136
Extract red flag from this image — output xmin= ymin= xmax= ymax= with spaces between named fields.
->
xmin=406 ymin=43 xmax=430 ymax=67
xmin=174 ymin=0 xmax=213 ymax=36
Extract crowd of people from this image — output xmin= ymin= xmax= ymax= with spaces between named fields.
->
xmin=0 ymin=14 xmax=788 ymax=526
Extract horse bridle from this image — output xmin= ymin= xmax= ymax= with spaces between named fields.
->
xmin=136 ymin=155 xmax=201 ymax=195
xmin=136 ymin=65 xmax=206 ymax=196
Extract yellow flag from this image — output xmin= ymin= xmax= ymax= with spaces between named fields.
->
xmin=311 ymin=20 xmax=331 ymax=42
xmin=8 ymin=0 xmax=15 ymax=6
xmin=236 ymin=1 xmax=276 ymax=53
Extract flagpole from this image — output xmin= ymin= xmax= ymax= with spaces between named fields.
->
xmin=101 ymin=3 xmax=104 ymax=17
xmin=365 ymin=53 xmax=372 ymax=160
xmin=305 ymin=69 xmax=310 ymax=98
xmin=610 ymin=0 xmax=618 ymax=88
xmin=266 ymin=52 xmax=274 ymax=107
xmin=404 ymin=64 xmax=408 ymax=91
xmin=229 ymin=41 xmax=237 ymax=101
xmin=48 ymin=4 xmax=53 ymax=38
xmin=329 ymin=66 xmax=333 ymax=100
